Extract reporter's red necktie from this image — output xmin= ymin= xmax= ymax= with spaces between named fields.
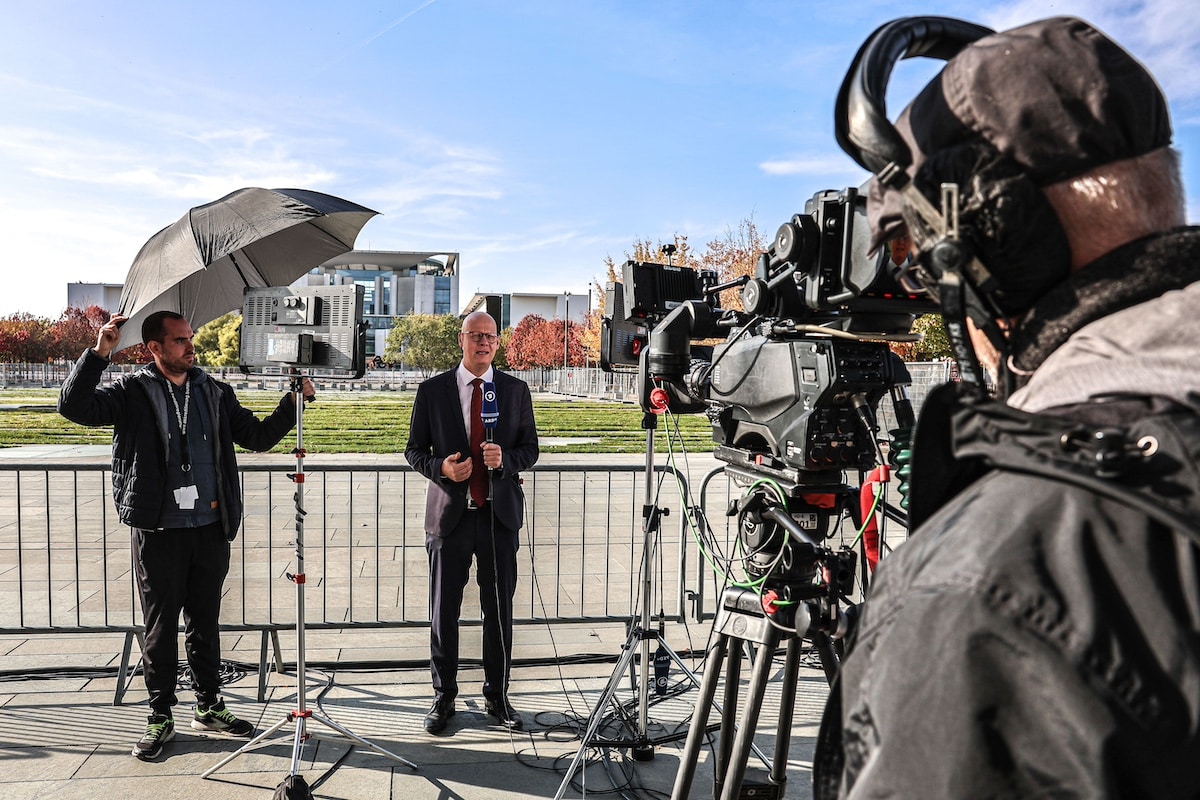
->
xmin=469 ymin=378 xmax=487 ymax=506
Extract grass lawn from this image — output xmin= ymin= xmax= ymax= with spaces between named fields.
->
xmin=0 ymin=388 xmax=713 ymax=455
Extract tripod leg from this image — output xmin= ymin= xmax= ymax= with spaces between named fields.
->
xmin=289 ymin=713 xmax=308 ymax=777
xmin=713 ymin=638 xmax=744 ymax=798
xmin=670 ymin=633 xmax=729 ymax=800
xmin=309 ymin=712 xmax=418 ymax=770
xmin=812 ymin=630 xmax=840 ymax=684
xmin=659 ymin=635 xmax=705 ymax=688
xmin=719 ymin=629 xmax=781 ymax=800
xmin=768 ymin=637 xmax=802 ymax=789
xmin=200 ymin=713 xmax=294 ymax=778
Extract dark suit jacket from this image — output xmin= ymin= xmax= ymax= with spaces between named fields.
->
xmin=405 ymin=368 xmax=539 ymax=535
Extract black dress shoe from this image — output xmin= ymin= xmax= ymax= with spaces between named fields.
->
xmin=424 ymin=700 xmax=454 ymax=734
xmin=484 ymin=699 xmax=523 ymax=730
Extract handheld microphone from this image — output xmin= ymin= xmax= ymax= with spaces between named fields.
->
xmin=481 ymin=381 xmax=499 ymax=444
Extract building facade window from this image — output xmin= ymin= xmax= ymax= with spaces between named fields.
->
xmin=434 ymin=276 xmax=452 ymax=315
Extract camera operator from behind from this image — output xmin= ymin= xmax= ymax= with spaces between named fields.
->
xmin=815 ymin=16 xmax=1200 ymax=799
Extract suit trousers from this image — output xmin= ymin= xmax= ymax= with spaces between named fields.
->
xmin=131 ymin=523 xmax=230 ymax=715
xmin=426 ymin=507 xmax=518 ymax=707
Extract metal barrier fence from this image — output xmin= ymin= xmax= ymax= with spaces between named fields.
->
xmin=0 ymin=461 xmax=711 ymax=636
xmin=0 ymin=459 xmax=724 ymax=700
xmin=879 ymin=360 xmax=953 ymax=433
xmin=0 ymin=452 xmax=907 ymax=632
xmin=1 ymin=358 xmax=949 ymax=634
xmin=0 ymin=450 xmax=913 ymax=706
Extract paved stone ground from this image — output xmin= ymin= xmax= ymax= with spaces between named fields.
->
xmin=0 ymin=622 xmax=831 ymax=800
xmin=0 ymin=446 xmax=836 ymax=799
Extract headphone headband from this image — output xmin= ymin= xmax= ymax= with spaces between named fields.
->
xmin=835 ymin=16 xmax=994 ymax=176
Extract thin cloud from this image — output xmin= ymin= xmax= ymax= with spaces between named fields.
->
xmin=5 ymin=125 xmax=338 ymax=202
xmin=759 ymin=156 xmax=865 ymax=178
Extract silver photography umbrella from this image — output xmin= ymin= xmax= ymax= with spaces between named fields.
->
xmin=116 ymin=187 xmax=378 ymax=349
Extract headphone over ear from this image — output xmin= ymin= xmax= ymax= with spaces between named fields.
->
xmin=835 ymin=16 xmax=1071 ymax=397
xmin=909 ymin=141 xmax=1071 ymax=316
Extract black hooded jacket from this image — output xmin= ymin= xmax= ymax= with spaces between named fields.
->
xmin=58 ymin=349 xmax=297 ymax=539
xmin=815 ymin=230 xmax=1200 ymax=799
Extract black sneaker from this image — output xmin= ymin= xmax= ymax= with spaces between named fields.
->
xmin=191 ymin=700 xmax=254 ymax=737
xmin=132 ymin=714 xmax=175 ymax=760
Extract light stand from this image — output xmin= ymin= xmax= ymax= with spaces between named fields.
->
xmin=553 ymin=410 xmax=704 ymax=800
xmin=202 ymin=370 xmax=417 ymax=783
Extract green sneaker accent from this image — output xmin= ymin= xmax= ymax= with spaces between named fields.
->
xmin=191 ymin=700 xmax=254 ymax=737
xmin=132 ymin=714 xmax=175 ymax=760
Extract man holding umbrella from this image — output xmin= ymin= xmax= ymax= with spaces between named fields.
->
xmin=59 ymin=310 xmax=315 ymax=761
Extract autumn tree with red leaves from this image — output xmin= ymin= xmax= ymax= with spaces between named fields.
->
xmin=0 ymin=307 xmax=151 ymax=365
xmin=699 ymin=218 xmax=768 ymax=311
xmin=0 ymin=313 xmax=51 ymax=363
xmin=47 ymin=305 xmax=110 ymax=361
xmin=505 ymin=314 xmax=586 ymax=370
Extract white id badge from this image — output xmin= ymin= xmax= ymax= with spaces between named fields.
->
xmin=174 ymin=485 xmax=199 ymax=510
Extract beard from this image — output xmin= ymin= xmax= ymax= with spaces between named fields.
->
xmin=157 ymin=352 xmax=194 ymax=378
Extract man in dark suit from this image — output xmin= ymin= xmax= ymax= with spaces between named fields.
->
xmin=405 ymin=310 xmax=539 ymax=734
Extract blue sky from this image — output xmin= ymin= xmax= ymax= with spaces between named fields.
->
xmin=2 ymin=0 xmax=1197 ymax=320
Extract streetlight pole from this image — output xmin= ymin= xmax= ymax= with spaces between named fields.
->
xmin=562 ymin=291 xmax=570 ymax=394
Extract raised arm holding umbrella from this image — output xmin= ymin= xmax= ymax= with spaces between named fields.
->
xmin=57 ymin=187 xmax=374 ymax=761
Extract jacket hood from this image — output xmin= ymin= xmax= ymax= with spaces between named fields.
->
xmin=1010 ymin=279 xmax=1200 ymax=415
xmin=908 ymin=380 xmax=1200 ymax=533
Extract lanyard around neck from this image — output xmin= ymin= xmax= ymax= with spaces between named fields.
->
xmin=166 ymin=379 xmax=192 ymax=472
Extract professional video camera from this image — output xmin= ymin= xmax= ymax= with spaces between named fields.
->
xmin=600 ymin=256 xmax=720 ymax=371
xmin=604 ymin=184 xmax=934 ymax=611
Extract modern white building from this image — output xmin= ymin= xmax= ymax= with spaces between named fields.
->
xmin=299 ymin=250 xmax=460 ymax=357
xmin=461 ymin=290 xmax=591 ymax=330
xmin=66 ymin=282 xmax=123 ymax=313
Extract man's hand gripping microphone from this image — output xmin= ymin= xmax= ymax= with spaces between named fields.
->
xmin=481 ymin=381 xmax=500 ymax=469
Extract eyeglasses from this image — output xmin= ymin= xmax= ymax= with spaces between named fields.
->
xmin=463 ymin=331 xmax=499 ymax=344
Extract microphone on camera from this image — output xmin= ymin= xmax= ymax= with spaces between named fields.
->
xmin=481 ymin=381 xmax=499 ymax=444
